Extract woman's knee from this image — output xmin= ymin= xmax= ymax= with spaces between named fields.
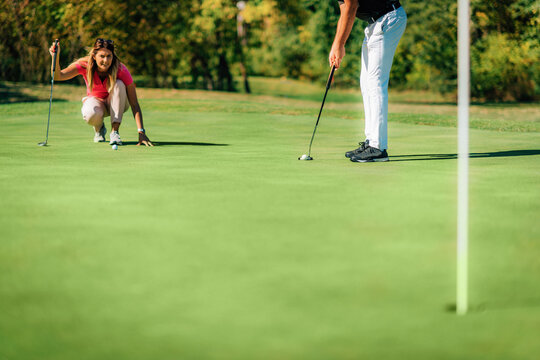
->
xmin=113 ymin=80 xmax=126 ymax=92
xmin=110 ymin=80 xmax=129 ymax=117
xmin=82 ymin=105 xmax=105 ymax=125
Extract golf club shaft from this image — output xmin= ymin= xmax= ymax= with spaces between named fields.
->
xmin=43 ymin=39 xmax=59 ymax=144
xmin=307 ymin=65 xmax=336 ymax=156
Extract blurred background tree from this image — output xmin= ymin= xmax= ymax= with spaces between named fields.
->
xmin=1 ymin=0 xmax=538 ymax=101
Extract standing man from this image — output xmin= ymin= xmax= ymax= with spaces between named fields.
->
xmin=330 ymin=0 xmax=407 ymax=162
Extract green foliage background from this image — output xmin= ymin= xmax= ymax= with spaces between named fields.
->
xmin=1 ymin=0 xmax=538 ymax=101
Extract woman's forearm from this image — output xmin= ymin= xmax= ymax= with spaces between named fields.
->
xmin=133 ymin=106 xmax=144 ymax=130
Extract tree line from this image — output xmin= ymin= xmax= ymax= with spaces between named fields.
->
xmin=1 ymin=0 xmax=538 ymax=101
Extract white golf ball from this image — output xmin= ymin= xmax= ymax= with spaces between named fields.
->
xmin=300 ymin=154 xmax=308 ymax=160
xmin=112 ymin=144 xmax=118 ymax=150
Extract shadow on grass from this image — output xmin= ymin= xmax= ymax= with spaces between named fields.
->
xmin=122 ymin=141 xmax=229 ymax=147
xmin=0 ymin=89 xmax=69 ymax=104
xmin=0 ymin=82 xmax=71 ymax=104
xmin=391 ymin=149 xmax=540 ymax=162
xmin=390 ymin=99 xmax=538 ymax=106
xmin=0 ymin=87 xmax=41 ymax=104
xmin=445 ymin=298 xmax=540 ymax=313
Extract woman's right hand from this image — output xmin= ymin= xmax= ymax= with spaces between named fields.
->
xmin=49 ymin=41 xmax=60 ymax=57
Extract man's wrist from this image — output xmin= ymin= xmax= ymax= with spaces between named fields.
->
xmin=138 ymin=128 xmax=145 ymax=133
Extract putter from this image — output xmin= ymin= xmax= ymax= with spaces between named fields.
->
xmin=298 ymin=65 xmax=336 ymax=160
xmin=38 ymin=39 xmax=59 ymax=146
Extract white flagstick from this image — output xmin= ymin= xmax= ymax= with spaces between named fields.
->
xmin=457 ymin=0 xmax=470 ymax=315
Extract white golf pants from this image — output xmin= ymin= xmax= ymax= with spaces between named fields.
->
xmin=81 ymin=80 xmax=129 ymax=127
xmin=360 ymin=6 xmax=407 ymax=150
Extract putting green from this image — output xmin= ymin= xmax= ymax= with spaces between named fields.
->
xmin=1 ymin=84 xmax=539 ymax=360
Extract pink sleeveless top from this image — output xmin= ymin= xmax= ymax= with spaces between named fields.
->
xmin=75 ymin=61 xmax=134 ymax=99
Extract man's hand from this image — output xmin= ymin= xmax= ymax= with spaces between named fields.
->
xmin=137 ymin=132 xmax=154 ymax=146
xmin=329 ymin=45 xmax=346 ymax=69
xmin=329 ymin=0 xmax=358 ymax=69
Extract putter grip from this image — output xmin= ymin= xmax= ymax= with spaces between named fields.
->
xmin=52 ymin=39 xmax=59 ymax=72
xmin=326 ymin=65 xmax=336 ymax=90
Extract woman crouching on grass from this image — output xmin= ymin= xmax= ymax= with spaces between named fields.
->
xmin=49 ymin=38 xmax=153 ymax=146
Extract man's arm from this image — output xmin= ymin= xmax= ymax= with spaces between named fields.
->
xmin=329 ymin=0 xmax=358 ymax=69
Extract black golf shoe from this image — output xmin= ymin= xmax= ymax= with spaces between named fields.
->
xmin=350 ymin=146 xmax=389 ymax=162
xmin=345 ymin=141 xmax=368 ymax=158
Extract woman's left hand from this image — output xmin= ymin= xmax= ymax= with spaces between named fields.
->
xmin=137 ymin=132 xmax=154 ymax=146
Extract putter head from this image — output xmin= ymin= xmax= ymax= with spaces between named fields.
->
xmin=298 ymin=154 xmax=313 ymax=161
xmin=38 ymin=141 xmax=47 ymax=146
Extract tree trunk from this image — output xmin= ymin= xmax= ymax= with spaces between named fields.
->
xmin=236 ymin=9 xmax=251 ymax=93
xmin=217 ymin=53 xmax=234 ymax=91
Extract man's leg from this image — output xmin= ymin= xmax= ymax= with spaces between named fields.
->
xmin=344 ymin=39 xmax=371 ymax=158
xmin=360 ymin=36 xmax=371 ymax=145
xmin=363 ymin=7 xmax=407 ymax=151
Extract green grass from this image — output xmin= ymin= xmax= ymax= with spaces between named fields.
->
xmin=1 ymin=82 xmax=539 ymax=360
xmin=3 ymin=78 xmax=539 ymax=132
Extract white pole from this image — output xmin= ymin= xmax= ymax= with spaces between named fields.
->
xmin=457 ymin=0 xmax=470 ymax=315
